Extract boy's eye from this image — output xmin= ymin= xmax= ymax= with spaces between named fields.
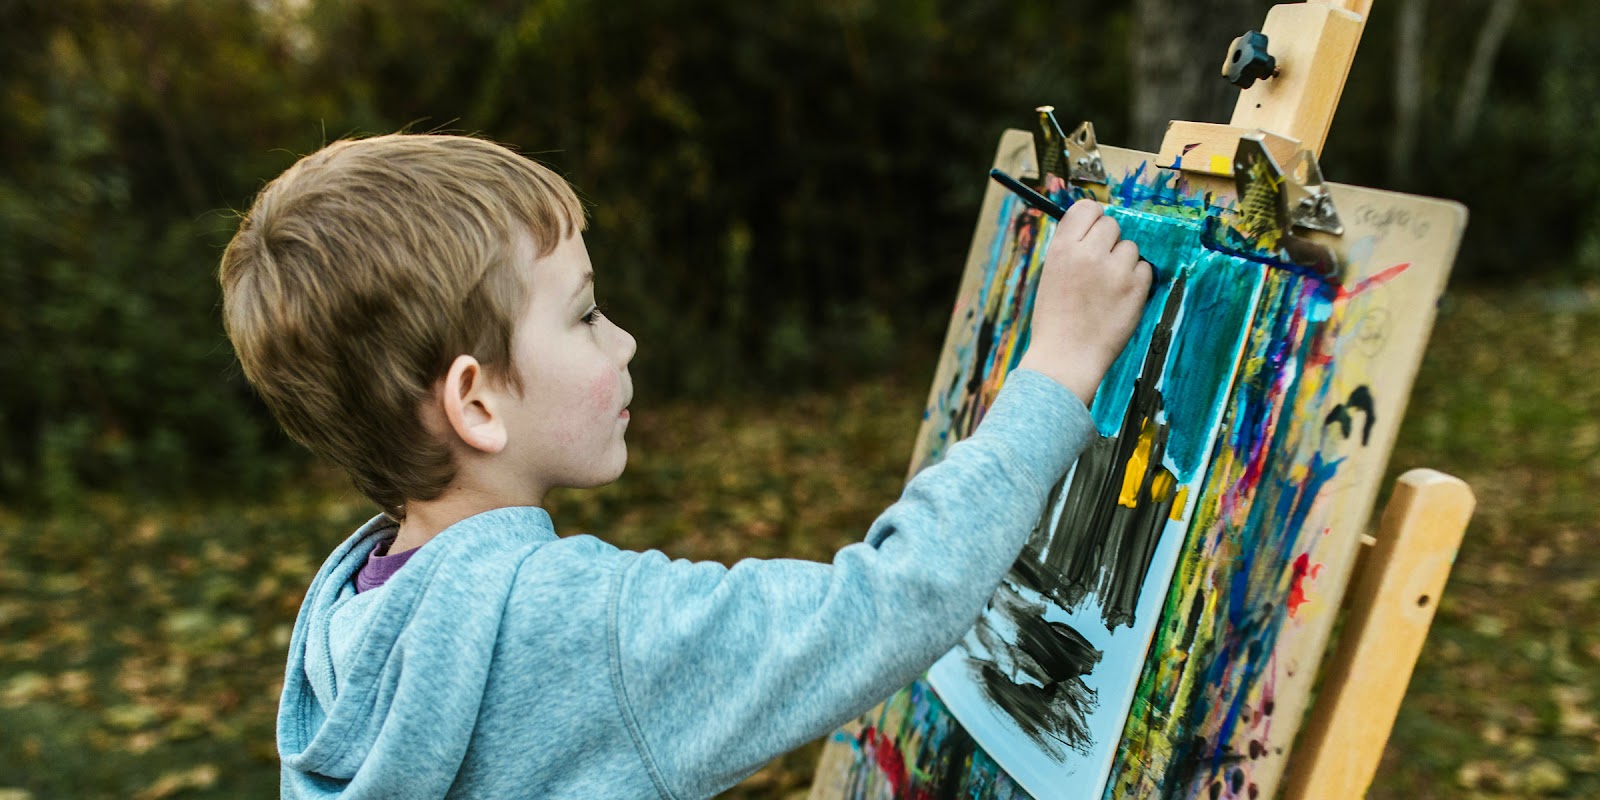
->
xmin=581 ymin=304 xmax=604 ymax=326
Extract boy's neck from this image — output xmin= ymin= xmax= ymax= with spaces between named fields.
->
xmin=392 ymin=485 xmax=544 ymax=553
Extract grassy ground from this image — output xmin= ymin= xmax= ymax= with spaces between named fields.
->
xmin=0 ymin=284 xmax=1595 ymax=798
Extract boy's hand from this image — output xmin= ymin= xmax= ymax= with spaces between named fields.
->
xmin=1018 ymin=199 xmax=1153 ymax=407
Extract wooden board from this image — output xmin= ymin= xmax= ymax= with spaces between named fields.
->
xmin=811 ymin=128 xmax=1467 ymax=800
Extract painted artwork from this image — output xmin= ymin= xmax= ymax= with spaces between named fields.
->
xmin=923 ymin=201 xmax=1265 ymax=798
xmin=829 ymin=680 xmax=1031 ymax=800
xmin=1104 ymin=257 xmax=1419 ymax=800
xmin=811 ymin=131 xmax=1464 ymax=800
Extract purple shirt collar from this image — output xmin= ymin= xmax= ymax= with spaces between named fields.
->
xmin=355 ymin=527 xmax=421 ymax=593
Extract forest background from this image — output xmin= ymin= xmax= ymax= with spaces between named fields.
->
xmin=2 ymin=0 xmax=1597 ymax=797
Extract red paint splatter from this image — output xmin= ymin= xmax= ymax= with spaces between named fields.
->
xmin=859 ymin=726 xmax=908 ymax=796
xmin=1334 ymin=262 xmax=1412 ymax=301
xmin=1287 ymin=552 xmax=1324 ymax=617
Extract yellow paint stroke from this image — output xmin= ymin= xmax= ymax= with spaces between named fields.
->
xmin=1169 ymin=485 xmax=1190 ymax=521
xmin=1119 ymin=420 xmax=1158 ymax=508
xmin=1236 ymin=157 xmax=1285 ymax=250
xmin=1151 ymin=471 xmax=1175 ymax=503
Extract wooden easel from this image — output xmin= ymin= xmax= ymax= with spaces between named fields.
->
xmin=1155 ymin=4 xmax=1477 ymax=794
xmin=810 ymin=2 xmax=1476 ymax=798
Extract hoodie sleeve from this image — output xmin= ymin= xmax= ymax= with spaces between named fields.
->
xmin=607 ymin=368 xmax=1097 ymax=799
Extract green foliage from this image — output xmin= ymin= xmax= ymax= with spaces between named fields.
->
xmin=1 ymin=0 xmax=1597 ymax=502
xmin=0 ymin=0 xmax=1124 ymax=502
xmin=0 ymin=0 xmax=321 ymax=504
xmin=1331 ymin=0 xmax=1600 ymax=283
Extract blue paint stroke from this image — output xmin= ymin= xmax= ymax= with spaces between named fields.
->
xmin=1159 ymin=250 xmax=1265 ymax=482
xmin=1085 ymin=208 xmax=1197 ymax=437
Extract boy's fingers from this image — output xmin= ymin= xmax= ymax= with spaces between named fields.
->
xmin=1111 ymin=238 xmax=1140 ymax=267
xmin=1083 ymin=214 xmax=1121 ymax=252
xmin=1057 ymin=198 xmax=1102 ymax=243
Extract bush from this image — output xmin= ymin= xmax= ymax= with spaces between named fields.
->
xmin=1 ymin=0 xmax=1594 ymax=502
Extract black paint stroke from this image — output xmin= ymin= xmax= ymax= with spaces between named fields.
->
xmin=967 ymin=272 xmax=1189 ymax=756
xmin=1322 ymin=384 xmax=1376 ymax=445
xmin=1033 ymin=270 xmax=1186 ymax=630
xmin=971 ymin=583 xmax=1104 ymax=755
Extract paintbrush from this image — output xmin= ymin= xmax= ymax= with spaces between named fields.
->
xmin=990 ymin=166 xmax=1338 ymax=281
xmin=988 ymin=168 xmax=1066 ymax=220
xmin=989 ymin=167 xmax=1164 ymax=296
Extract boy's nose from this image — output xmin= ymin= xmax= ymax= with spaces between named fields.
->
xmin=615 ymin=324 xmax=637 ymax=365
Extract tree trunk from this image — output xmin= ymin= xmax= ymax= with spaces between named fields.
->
xmin=1453 ymin=0 xmax=1519 ymax=147
xmin=1131 ymin=0 xmax=1277 ymax=152
xmin=1392 ymin=0 xmax=1427 ymax=185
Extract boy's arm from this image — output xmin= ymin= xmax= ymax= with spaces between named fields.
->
xmin=610 ymin=367 xmax=1094 ymax=799
xmin=611 ymin=199 xmax=1147 ymax=797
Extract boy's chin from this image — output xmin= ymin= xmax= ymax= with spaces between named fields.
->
xmin=558 ymin=454 xmax=628 ymax=491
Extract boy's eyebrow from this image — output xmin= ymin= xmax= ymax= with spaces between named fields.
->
xmin=570 ymin=271 xmax=594 ymax=303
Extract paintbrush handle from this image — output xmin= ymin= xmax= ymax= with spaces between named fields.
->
xmin=988 ymin=169 xmax=1065 ymax=220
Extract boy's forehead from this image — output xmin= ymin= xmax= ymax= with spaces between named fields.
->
xmin=519 ymin=229 xmax=592 ymax=300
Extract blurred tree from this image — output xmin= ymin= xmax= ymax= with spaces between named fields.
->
xmin=294 ymin=0 xmax=1127 ymax=395
xmin=1390 ymin=0 xmax=1425 ymax=185
xmin=1451 ymin=0 xmax=1519 ymax=148
xmin=1130 ymin=0 xmax=1276 ymax=151
xmin=0 ymin=0 xmax=323 ymax=502
xmin=0 ymin=0 xmax=1595 ymax=503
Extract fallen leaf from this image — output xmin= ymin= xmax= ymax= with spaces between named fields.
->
xmin=1512 ymin=758 xmax=1569 ymax=794
xmin=132 ymin=764 xmax=219 ymax=800
xmin=2 ymin=672 xmax=50 ymax=707
xmin=103 ymin=703 xmax=160 ymax=731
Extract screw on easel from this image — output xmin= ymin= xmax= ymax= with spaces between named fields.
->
xmin=1223 ymin=30 xmax=1279 ymax=90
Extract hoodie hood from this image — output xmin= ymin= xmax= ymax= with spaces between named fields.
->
xmin=276 ymin=507 xmax=556 ymax=791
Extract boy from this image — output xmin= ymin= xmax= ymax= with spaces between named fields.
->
xmin=221 ymin=133 xmax=1149 ymax=798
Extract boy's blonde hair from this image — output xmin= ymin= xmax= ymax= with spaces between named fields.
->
xmin=220 ymin=133 xmax=585 ymax=517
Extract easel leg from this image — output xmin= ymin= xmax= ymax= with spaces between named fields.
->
xmin=1281 ymin=468 xmax=1476 ymax=799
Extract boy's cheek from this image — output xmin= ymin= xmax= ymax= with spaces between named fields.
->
xmin=584 ymin=370 xmax=620 ymax=419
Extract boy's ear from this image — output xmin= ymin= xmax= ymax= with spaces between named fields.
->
xmin=440 ymin=355 xmax=508 ymax=455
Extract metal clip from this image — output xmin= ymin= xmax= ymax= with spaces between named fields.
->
xmin=1232 ymin=134 xmax=1291 ymax=246
xmin=1034 ymin=106 xmax=1068 ymax=182
xmin=1217 ymin=132 xmax=1342 ymax=280
xmin=1233 ymin=134 xmax=1344 ymax=238
xmin=1285 ymin=150 xmax=1344 ymax=235
xmin=1035 ymin=106 xmax=1107 ymax=185
xmin=1066 ymin=121 xmax=1108 ymax=184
